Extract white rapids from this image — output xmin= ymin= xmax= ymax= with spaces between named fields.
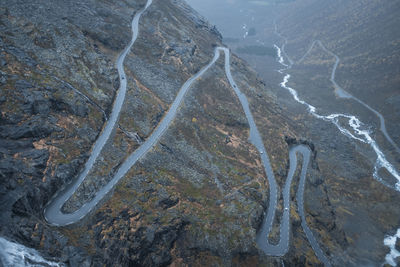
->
xmin=274 ymin=22 xmax=400 ymax=267
xmin=383 ymin=229 xmax=400 ymax=266
xmin=274 ymin=37 xmax=400 ymax=192
xmin=0 ymin=237 xmax=63 ymax=267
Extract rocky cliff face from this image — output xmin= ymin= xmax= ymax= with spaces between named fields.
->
xmin=0 ymin=0 xmax=309 ymax=266
xmin=272 ymin=1 xmax=400 ymax=265
xmin=183 ymin=0 xmax=400 ymax=265
xmin=6 ymin=0 xmax=393 ymax=265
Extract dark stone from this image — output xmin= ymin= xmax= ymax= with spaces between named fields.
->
xmin=0 ymin=70 xmax=6 ymax=85
xmin=0 ymin=75 xmax=7 ymax=85
xmin=54 ymin=159 xmax=82 ymax=184
xmin=251 ymin=205 xmax=264 ymax=230
xmin=15 ymin=79 xmax=33 ymax=91
xmin=210 ymin=25 xmax=222 ymax=40
xmin=157 ymin=196 xmax=179 ymax=209
xmin=50 ymin=94 xmax=88 ymax=117
xmin=62 ymin=246 xmax=92 ymax=267
xmin=285 ymin=136 xmax=297 ymax=145
xmin=6 ymin=46 xmax=37 ymax=67
xmin=20 ymin=148 xmax=49 ymax=169
xmin=34 ymin=34 xmax=55 ymax=49
xmin=159 ymin=143 xmax=173 ymax=154
xmin=0 ymin=56 xmax=6 ymax=67
xmin=12 ymin=197 xmax=30 ymax=217
xmin=0 ymin=116 xmax=55 ymax=139
xmin=82 ymin=29 xmax=126 ymax=51
xmin=0 ymin=157 xmax=17 ymax=179
xmin=0 ymin=94 xmax=5 ymax=104
xmin=33 ymin=99 xmax=51 ymax=115
xmin=0 ymin=138 xmax=33 ymax=153
xmin=145 ymin=226 xmax=156 ymax=243
xmin=395 ymin=238 xmax=400 ymax=252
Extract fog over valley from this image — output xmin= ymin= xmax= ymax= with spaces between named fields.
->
xmin=0 ymin=0 xmax=399 ymax=266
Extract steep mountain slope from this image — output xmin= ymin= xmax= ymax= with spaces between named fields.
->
xmin=272 ymin=1 xmax=400 ymax=265
xmin=185 ymin=0 xmax=400 ymax=266
xmin=0 ymin=0 xmax=324 ymax=265
xmin=3 ymin=0 xmax=397 ymax=265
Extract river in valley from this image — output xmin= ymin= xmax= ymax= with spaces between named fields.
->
xmin=40 ymin=0 xmax=400 ymax=266
xmin=274 ymin=24 xmax=400 ymax=267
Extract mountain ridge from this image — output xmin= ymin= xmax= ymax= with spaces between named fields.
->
xmin=0 ymin=0 xmax=304 ymax=265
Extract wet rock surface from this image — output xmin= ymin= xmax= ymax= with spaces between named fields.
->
xmin=186 ymin=0 xmax=400 ymax=264
xmin=0 ymin=0 xmax=343 ymax=266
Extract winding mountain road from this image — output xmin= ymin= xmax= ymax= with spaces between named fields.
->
xmin=274 ymin=23 xmax=400 ymax=266
xmin=255 ymin=145 xmax=331 ymax=266
xmin=43 ymin=2 xmax=270 ymax=229
xmin=43 ymin=2 xmax=331 ymax=265
xmin=275 ymin=21 xmax=400 ymax=156
xmin=44 ymin=0 xmax=154 ymax=226
xmin=274 ymin=25 xmax=400 ymax=192
xmin=221 ymin=47 xmax=326 ymax=262
xmin=317 ymin=41 xmax=400 ymax=155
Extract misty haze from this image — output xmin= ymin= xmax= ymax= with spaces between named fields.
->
xmin=0 ymin=0 xmax=399 ymax=266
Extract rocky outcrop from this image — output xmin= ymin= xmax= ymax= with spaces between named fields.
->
xmin=0 ymin=0 xmax=313 ymax=266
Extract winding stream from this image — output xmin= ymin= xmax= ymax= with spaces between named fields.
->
xmin=317 ymin=41 xmax=400 ymax=155
xmin=274 ymin=24 xmax=400 ymax=266
xmin=276 ymin=22 xmax=400 ymax=157
xmin=384 ymin=229 xmax=400 ymax=266
xmin=274 ymin=26 xmax=400 ymax=192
